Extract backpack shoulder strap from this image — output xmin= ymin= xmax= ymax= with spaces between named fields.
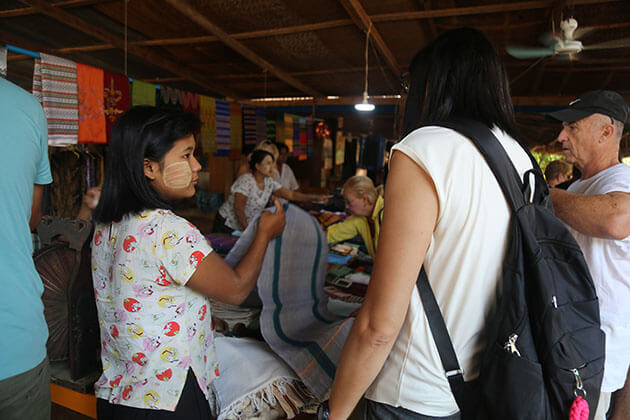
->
xmin=428 ymin=119 xmax=527 ymax=212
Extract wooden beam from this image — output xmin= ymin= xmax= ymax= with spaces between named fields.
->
xmin=370 ymin=0 xmax=623 ymax=22
xmin=163 ymin=0 xmax=321 ymax=97
xmin=338 ymin=0 xmax=401 ymax=76
xmin=0 ymin=0 xmax=112 ymax=17
xmin=18 ymin=0 xmax=238 ymax=98
xmin=51 ymin=19 xmax=353 ymax=53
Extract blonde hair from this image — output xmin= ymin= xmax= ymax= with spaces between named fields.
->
xmin=342 ymin=175 xmax=378 ymax=204
xmin=253 ymin=140 xmax=279 ymax=162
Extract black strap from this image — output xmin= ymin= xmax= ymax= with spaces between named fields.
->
xmin=415 ymin=119 xmax=534 ymax=415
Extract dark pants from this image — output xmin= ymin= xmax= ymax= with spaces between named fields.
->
xmin=363 ymin=399 xmax=461 ymax=420
xmin=97 ymin=369 xmax=211 ymax=420
xmin=212 ymin=212 xmax=233 ymax=234
xmin=0 ymin=356 xmax=51 ymax=420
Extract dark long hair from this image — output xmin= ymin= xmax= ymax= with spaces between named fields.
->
xmin=93 ymin=106 xmax=201 ymax=223
xmin=402 ymin=28 xmax=518 ymax=139
xmin=249 ymin=149 xmax=274 ymax=172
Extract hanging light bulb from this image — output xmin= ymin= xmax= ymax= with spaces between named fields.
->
xmin=355 ymin=91 xmax=375 ymax=112
xmin=355 ymin=24 xmax=374 ymax=112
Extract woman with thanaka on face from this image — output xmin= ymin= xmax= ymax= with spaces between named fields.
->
xmin=235 ymin=140 xmax=279 ymax=179
xmin=326 ymin=175 xmax=383 ymax=259
xmin=215 ymin=149 xmax=330 ymax=233
xmin=91 ymin=106 xmax=285 ymax=420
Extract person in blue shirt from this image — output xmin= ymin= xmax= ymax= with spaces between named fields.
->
xmin=0 ymin=78 xmax=53 ymax=420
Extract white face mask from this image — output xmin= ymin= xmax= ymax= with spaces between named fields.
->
xmin=162 ymin=161 xmax=192 ymax=189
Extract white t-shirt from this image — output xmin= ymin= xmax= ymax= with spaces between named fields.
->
xmin=567 ymin=163 xmax=630 ymax=392
xmin=274 ymin=163 xmax=299 ymax=191
xmin=218 ymin=173 xmax=282 ymax=231
xmin=92 ymin=209 xmax=217 ymax=411
xmin=365 ymin=126 xmax=533 ymax=416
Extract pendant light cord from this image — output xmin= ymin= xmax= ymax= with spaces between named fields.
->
xmin=363 ymin=23 xmax=372 ymax=97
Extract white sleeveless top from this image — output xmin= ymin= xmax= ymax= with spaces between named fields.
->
xmin=365 ymin=126 xmax=533 ymax=416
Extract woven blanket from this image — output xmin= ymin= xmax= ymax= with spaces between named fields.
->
xmin=211 ymin=337 xmax=316 ymax=420
xmin=215 ymin=99 xmax=231 ymax=156
xmin=199 ymin=95 xmax=216 ymax=155
xmin=32 ymin=53 xmax=79 ymax=146
xmin=224 ymin=205 xmax=353 ymax=399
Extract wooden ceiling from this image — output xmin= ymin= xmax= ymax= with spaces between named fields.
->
xmin=2 ymin=0 xmax=630 ymax=147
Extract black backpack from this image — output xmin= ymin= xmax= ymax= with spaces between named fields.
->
xmin=416 ymin=119 xmax=605 ymax=420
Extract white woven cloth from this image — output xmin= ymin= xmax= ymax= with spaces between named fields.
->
xmin=211 ymin=337 xmax=316 ymax=420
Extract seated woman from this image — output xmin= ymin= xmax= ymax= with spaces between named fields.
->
xmin=273 ymin=142 xmax=299 ymax=191
xmin=235 ymin=140 xmax=279 ymax=179
xmin=215 ymin=150 xmax=330 ymax=233
xmin=91 ymin=105 xmax=285 ymax=420
xmin=326 ymin=175 xmax=384 ymax=259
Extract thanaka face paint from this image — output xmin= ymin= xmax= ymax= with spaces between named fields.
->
xmin=162 ymin=161 xmax=192 ymax=189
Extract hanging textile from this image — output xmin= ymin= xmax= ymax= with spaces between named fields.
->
xmin=76 ymin=63 xmax=106 ymax=144
xmin=242 ymin=105 xmax=257 ymax=154
xmin=297 ymin=116 xmax=307 ymax=161
xmin=255 ymin=107 xmax=267 ymax=143
xmin=335 ymin=131 xmax=346 ymax=166
xmin=103 ymin=71 xmax=130 ymax=140
xmin=229 ymin=102 xmax=242 ymax=158
xmin=131 ymin=80 xmax=156 ymax=106
xmin=181 ymin=90 xmax=200 ymax=114
xmin=199 ymin=95 xmax=216 ymax=155
xmin=157 ymin=85 xmax=182 ymax=109
xmin=32 ymin=53 xmax=79 ymax=146
xmin=215 ymin=99 xmax=231 ymax=156
xmin=266 ymin=118 xmax=276 ymax=144
xmin=283 ymin=113 xmax=293 ymax=153
xmin=306 ymin=116 xmax=314 ymax=157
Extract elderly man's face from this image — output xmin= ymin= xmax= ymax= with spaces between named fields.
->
xmin=556 ymin=114 xmax=607 ymax=170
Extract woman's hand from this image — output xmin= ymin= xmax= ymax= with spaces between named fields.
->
xmin=77 ymin=186 xmax=101 ymax=220
xmin=258 ymin=199 xmax=285 ymax=239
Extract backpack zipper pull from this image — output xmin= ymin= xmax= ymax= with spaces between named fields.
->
xmin=504 ymin=333 xmax=521 ymax=356
xmin=572 ymin=368 xmax=587 ymax=398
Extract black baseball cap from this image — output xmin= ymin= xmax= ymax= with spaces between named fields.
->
xmin=546 ymin=90 xmax=629 ymax=123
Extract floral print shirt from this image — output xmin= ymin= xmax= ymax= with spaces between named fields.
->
xmin=92 ymin=209 xmax=217 ymax=411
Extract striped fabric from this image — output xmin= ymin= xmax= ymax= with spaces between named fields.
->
xmin=224 ymin=205 xmax=353 ymax=399
xmin=306 ymin=117 xmax=314 ymax=157
xmin=229 ymin=102 xmax=242 ymax=158
xmin=32 ymin=53 xmax=79 ymax=146
xmin=255 ymin=107 xmax=267 ymax=143
xmin=283 ymin=113 xmax=294 ymax=154
xmin=242 ymin=105 xmax=258 ymax=154
xmin=215 ymin=99 xmax=231 ymax=156
xmin=199 ymin=95 xmax=216 ymax=155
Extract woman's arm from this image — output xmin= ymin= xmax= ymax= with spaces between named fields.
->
xmin=274 ymin=187 xmax=330 ymax=203
xmin=187 ymin=200 xmax=285 ymax=305
xmin=328 ymin=152 xmax=439 ymax=420
xmin=234 ymin=192 xmax=248 ymax=230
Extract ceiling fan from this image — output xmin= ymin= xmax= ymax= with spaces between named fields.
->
xmin=506 ymin=17 xmax=630 ymax=60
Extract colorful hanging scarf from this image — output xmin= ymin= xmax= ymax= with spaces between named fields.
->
xmin=76 ymin=63 xmax=106 ymax=144
xmin=131 ymin=80 xmax=156 ymax=106
xmin=215 ymin=99 xmax=231 ymax=156
xmin=181 ymin=90 xmax=200 ymax=113
xmin=283 ymin=113 xmax=294 ymax=153
xmin=32 ymin=53 xmax=79 ymax=146
xmin=224 ymin=205 xmax=353 ymax=399
xmin=158 ymin=85 xmax=182 ymax=109
xmin=199 ymin=95 xmax=216 ymax=155
xmin=103 ymin=71 xmax=130 ymax=140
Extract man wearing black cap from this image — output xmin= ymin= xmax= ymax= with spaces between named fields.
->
xmin=547 ymin=90 xmax=630 ymax=420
